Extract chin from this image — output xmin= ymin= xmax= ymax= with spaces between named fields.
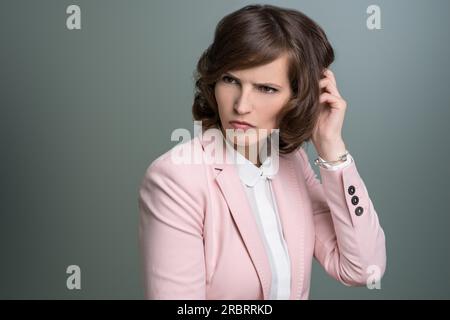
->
xmin=232 ymin=136 xmax=262 ymax=150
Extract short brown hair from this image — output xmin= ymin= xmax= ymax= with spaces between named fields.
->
xmin=192 ymin=4 xmax=335 ymax=154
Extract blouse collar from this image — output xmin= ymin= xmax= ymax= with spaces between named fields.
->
xmin=222 ymin=134 xmax=277 ymax=187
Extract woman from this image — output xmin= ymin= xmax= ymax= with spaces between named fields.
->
xmin=138 ymin=4 xmax=386 ymax=300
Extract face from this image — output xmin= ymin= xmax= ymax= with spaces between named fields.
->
xmin=214 ymin=53 xmax=293 ymax=150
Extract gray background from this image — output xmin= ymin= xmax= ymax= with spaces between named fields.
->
xmin=1 ymin=0 xmax=449 ymax=299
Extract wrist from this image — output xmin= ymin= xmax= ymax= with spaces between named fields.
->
xmin=314 ymin=150 xmax=350 ymax=168
xmin=316 ymin=139 xmax=347 ymax=162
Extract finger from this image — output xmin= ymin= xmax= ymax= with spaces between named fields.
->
xmin=319 ymin=92 xmax=346 ymax=109
xmin=323 ymin=69 xmax=337 ymax=86
xmin=319 ymin=78 xmax=341 ymax=98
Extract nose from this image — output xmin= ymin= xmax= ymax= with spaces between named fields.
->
xmin=233 ymin=87 xmax=253 ymax=114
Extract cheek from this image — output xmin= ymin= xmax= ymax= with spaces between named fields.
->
xmin=215 ymin=85 xmax=234 ymax=110
xmin=215 ymin=85 xmax=232 ymax=123
xmin=257 ymin=98 xmax=287 ymax=126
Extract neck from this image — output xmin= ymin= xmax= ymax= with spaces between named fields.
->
xmin=232 ymin=144 xmax=263 ymax=167
xmin=219 ymin=126 xmax=270 ymax=168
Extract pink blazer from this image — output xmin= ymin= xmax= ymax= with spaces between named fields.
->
xmin=138 ymin=129 xmax=386 ymax=299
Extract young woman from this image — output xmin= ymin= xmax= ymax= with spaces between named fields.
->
xmin=138 ymin=4 xmax=386 ymax=300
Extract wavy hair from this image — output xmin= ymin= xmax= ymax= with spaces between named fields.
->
xmin=192 ymin=4 xmax=335 ymax=154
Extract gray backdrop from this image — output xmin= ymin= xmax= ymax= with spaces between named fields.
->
xmin=1 ymin=0 xmax=449 ymax=299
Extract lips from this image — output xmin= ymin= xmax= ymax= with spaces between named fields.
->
xmin=229 ymin=121 xmax=255 ymax=131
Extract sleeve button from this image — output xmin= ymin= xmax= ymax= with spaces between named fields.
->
xmin=351 ymin=195 xmax=359 ymax=205
xmin=355 ymin=206 xmax=364 ymax=216
xmin=348 ymin=185 xmax=356 ymax=195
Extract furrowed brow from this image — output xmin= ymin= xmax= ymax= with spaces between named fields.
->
xmin=225 ymin=72 xmax=282 ymax=89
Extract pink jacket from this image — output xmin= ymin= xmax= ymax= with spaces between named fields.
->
xmin=138 ymin=129 xmax=386 ymax=299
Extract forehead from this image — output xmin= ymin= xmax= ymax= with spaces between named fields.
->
xmin=228 ymin=54 xmax=290 ymax=85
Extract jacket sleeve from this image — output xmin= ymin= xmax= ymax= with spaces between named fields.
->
xmin=138 ymin=156 xmax=206 ymax=299
xmin=299 ymin=148 xmax=386 ymax=286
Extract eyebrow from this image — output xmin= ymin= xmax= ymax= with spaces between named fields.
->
xmin=224 ymin=72 xmax=283 ymax=89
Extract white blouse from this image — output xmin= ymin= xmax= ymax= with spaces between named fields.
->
xmin=223 ymin=137 xmax=353 ymax=299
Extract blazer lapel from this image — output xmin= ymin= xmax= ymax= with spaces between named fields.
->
xmin=199 ymin=128 xmax=272 ymax=299
xmin=215 ymin=166 xmax=273 ymax=300
xmin=198 ymin=128 xmax=305 ymax=300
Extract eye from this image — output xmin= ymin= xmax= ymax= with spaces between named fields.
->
xmin=221 ymin=76 xmax=278 ymax=94
xmin=222 ymin=76 xmax=237 ymax=84
xmin=258 ymin=86 xmax=278 ymax=94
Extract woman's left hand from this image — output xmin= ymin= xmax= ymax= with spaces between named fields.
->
xmin=311 ymin=68 xmax=348 ymax=162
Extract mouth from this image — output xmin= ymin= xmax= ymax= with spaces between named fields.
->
xmin=229 ymin=121 xmax=255 ymax=131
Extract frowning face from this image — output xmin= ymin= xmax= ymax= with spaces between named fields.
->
xmin=214 ymin=53 xmax=293 ymax=150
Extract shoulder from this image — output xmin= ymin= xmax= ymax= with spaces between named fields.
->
xmin=138 ymin=136 xmax=207 ymax=232
xmin=285 ymin=145 xmax=311 ymax=168
xmin=296 ymin=146 xmax=309 ymax=161
xmin=139 ymin=135 xmax=208 ymax=199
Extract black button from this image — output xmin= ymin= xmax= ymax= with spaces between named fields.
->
xmin=355 ymin=206 xmax=364 ymax=216
xmin=351 ymin=195 xmax=359 ymax=205
xmin=348 ymin=185 xmax=355 ymax=195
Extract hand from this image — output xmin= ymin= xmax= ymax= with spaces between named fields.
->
xmin=312 ymin=68 xmax=348 ymax=162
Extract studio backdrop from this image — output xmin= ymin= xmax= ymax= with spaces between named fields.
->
xmin=1 ymin=0 xmax=449 ymax=299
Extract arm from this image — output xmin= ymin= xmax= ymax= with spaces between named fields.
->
xmin=299 ymin=148 xmax=386 ymax=286
xmin=138 ymin=157 xmax=206 ymax=299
